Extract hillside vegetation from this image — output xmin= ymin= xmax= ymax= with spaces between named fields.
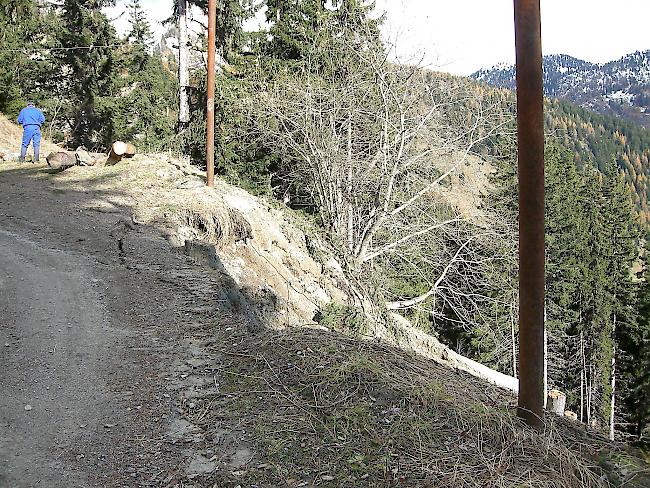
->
xmin=472 ymin=52 xmax=650 ymax=228
xmin=1 ymin=0 xmax=649 ymax=476
xmin=2 ymin=143 xmax=648 ymax=487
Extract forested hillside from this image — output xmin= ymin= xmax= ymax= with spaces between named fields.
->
xmin=1 ymin=0 xmax=648 ymax=448
xmin=546 ymin=98 xmax=650 ymax=229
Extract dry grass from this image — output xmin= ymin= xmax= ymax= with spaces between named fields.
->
xmin=187 ymin=326 xmax=647 ymax=488
xmin=0 ymin=114 xmax=61 ymax=157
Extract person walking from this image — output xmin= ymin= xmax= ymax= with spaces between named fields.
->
xmin=17 ymin=102 xmax=45 ymax=163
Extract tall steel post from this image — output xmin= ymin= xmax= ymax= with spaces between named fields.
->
xmin=206 ymin=0 xmax=216 ymax=188
xmin=514 ymin=0 xmax=545 ymax=427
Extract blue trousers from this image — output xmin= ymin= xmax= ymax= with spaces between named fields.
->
xmin=20 ymin=125 xmax=41 ymax=160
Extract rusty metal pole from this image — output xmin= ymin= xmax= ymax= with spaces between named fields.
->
xmin=206 ymin=0 xmax=216 ymax=188
xmin=514 ymin=0 xmax=545 ymax=427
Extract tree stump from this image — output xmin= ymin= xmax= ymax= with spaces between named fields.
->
xmin=564 ymin=410 xmax=578 ymax=421
xmin=547 ymin=389 xmax=567 ymax=416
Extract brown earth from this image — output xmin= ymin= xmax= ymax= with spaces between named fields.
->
xmin=0 ymin=160 xmax=262 ymax=486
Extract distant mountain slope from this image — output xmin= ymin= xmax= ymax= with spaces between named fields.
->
xmin=472 ymin=51 xmax=650 ymax=127
xmin=544 ymin=97 xmax=650 ymax=228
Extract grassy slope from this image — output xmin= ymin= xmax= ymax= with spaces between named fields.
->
xmin=191 ymin=326 xmax=649 ymax=488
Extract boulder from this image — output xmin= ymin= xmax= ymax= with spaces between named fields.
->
xmin=46 ymin=151 xmax=76 ymax=170
xmin=75 ymin=147 xmax=96 ymax=166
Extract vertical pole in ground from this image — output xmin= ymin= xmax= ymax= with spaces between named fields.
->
xmin=514 ymin=0 xmax=545 ymax=427
xmin=206 ymin=0 xmax=216 ymax=188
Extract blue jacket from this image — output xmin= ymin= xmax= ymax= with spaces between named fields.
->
xmin=17 ymin=106 xmax=45 ymax=128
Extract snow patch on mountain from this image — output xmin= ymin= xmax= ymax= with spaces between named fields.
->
xmin=471 ymin=50 xmax=650 ymax=127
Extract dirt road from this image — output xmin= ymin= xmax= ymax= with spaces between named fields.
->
xmin=0 ymin=229 xmax=123 ymax=487
xmin=0 ymin=164 xmax=233 ymax=487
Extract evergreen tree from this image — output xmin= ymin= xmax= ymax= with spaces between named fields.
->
xmin=625 ymin=263 xmax=650 ymax=440
xmin=264 ymin=0 xmax=326 ymax=60
xmin=545 ymin=143 xmax=587 ymax=398
xmin=0 ymin=1 xmax=34 ymax=114
xmin=263 ymin=0 xmax=381 ymax=66
xmin=126 ymin=0 xmax=153 ymax=69
xmin=599 ymin=160 xmax=645 ymax=438
xmin=598 ymin=161 xmax=638 ymax=432
xmin=58 ymin=0 xmax=119 ymax=146
xmin=113 ymin=0 xmax=177 ymax=150
xmin=0 ymin=1 xmax=59 ymax=117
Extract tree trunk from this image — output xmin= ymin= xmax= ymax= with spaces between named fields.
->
xmin=544 ymin=305 xmax=548 ymax=408
xmin=609 ymin=314 xmax=616 ymax=441
xmin=346 ymin=111 xmax=354 ymax=252
xmin=178 ymin=0 xmax=190 ymax=127
xmin=547 ymin=389 xmax=567 ymax=416
xmin=587 ymin=366 xmax=592 ymax=426
xmin=580 ymin=331 xmax=585 ymax=423
xmin=511 ymin=306 xmax=517 ymax=378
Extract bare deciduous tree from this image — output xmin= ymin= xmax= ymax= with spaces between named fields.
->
xmin=249 ymin=33 xmax=513 ymax=332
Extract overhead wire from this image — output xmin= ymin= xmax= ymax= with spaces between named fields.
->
xmin=0 ymin=44 xmax=126 ymax=53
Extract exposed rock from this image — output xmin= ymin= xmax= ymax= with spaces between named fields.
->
xmin=75 ymin=147 xmax=96 ymax=166
xmin=176 ymin=178 xmax=205 ymax=189
xmin=46 ymin=151 xmax=76 ymax=170
xmin=186 ymin=454 xmax=216 ymax=477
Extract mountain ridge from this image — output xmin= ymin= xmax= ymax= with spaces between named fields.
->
xmin=472 ymin=50 xmax=650 ymax=127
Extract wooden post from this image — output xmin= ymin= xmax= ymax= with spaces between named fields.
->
xmin=514 ymin=0 xmax=545 ymax=427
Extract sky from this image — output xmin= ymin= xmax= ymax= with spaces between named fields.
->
xmin=106 ymin=0 xmax=650 ymax=75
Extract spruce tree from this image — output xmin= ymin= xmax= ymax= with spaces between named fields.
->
xmin=113 ymin=0 xmax=177 ymax=150
xmin=598 ymin=161 xmax=637 ymax=431
xmin=0 ymin=1 xmax=58 ymax=117
xmin=626 ymin=263 xmax=650 ymax=439
xmin=544 ymin=142 xmax=586 ymax=397
xmin=264 ymin=0 xmax=326 ymax=60
xmin=126 ymin=0 xmax=153 ymax=69
xmin=58 ymin=0 xmax=119 ymax=146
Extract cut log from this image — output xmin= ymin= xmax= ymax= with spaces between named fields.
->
xmin=46 ymin=151 xmax=76 ymax=170
xmin=106 ymin=141 xmax=137 ymax=166
xmin=112 ymin=140 xmax=128 ymax=156
xmin=547 ymin=389 xmax=567 ymax=415
xmin=123 ymin=143 xmax=136 ymax=158
xmin=386 ymin=313 xmax=519 ymax=392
